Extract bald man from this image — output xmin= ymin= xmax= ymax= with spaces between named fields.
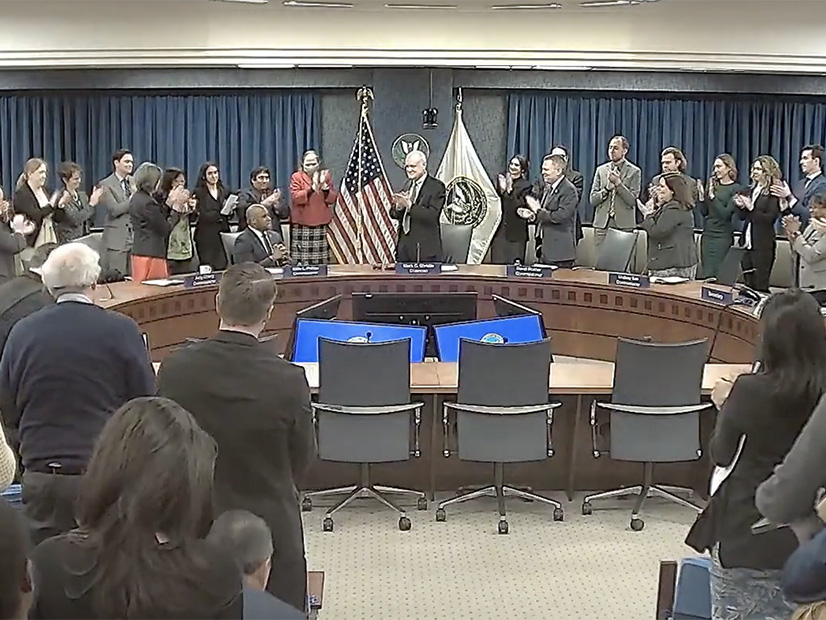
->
xmin=232 ymin=204 xmax=288 ymax=267
xmin=390 ymin=150 xmax=445 ymax=262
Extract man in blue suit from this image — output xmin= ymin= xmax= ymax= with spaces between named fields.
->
xmin=775 ymin=144 xmax=826 ymax=228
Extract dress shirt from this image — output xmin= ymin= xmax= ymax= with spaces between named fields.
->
xmin=788 ymin=172 xmax=821 ymax=209
xmin=409 ymin=174 xmax=427 ymax=204
xmin=55 ymin=293 xmax=93 ymax=305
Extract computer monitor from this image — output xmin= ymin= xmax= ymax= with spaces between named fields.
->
xmin=433 ymin=314 xmax=546 ymax=363
xmin=351 ymin=292 xmax=477 ymax=357
xmin=492 ymin=294 xmax=547 ymax=336
xmin=292 ymin=318 xmax=427 ymax=363
xmin=284 ymin=295 xmax=343 ymax=361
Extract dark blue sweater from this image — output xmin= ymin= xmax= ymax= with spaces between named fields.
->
xmin=0 ymin=300 xmax=155 ymax=472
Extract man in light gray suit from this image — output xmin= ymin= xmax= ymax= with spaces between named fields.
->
xmin=98 ymin=149 xmax=135 ymax=277
xmin=589 ymin=135 xmax=642 ymax=246
xmin=520 ymin=154 xmax=579 ymax=268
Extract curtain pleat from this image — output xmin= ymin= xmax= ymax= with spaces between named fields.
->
xmin=506 ymin=92 xmax=826 ymax=223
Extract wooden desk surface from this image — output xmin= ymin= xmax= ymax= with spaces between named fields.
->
xmin=153 ymin=359 xmax=748 ymax=394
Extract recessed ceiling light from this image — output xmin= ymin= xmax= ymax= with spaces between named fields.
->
xmin=283 ymin=0 xmax=353 ymax=6
xmin=384 ymin=3 xmax=458 ymax=8
xmin=491 ymin=2 xmax=561 ymax=9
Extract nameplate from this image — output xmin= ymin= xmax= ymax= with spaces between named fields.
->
xmin=506 ymin=264 xmax=554 ymax=279
xmin=282 ymin=265 xmax=328 ymax=278
xmin=702 ymin=286 xmax=734 ymax=305
xmin=395 ymin=262 xmax=441 ymax=275
xmin=183 ymin=273 xmax=222 ymax=288
xmin=608 ymin=272 xmax=650 ymax=289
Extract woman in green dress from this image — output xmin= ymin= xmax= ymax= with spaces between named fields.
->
xmin=698 ymin=154 xmax=743 ymax=279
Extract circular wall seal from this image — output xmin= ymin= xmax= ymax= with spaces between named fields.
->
xmin=443 ymin=176 xmax=488 ymax=228
xmin=392 ymin=133 xmax=430 ymax=169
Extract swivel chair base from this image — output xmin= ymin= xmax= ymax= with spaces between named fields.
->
xmin=301 ymin=464 xmax=427 ymax=532
xmin=435 ymin=464 xmax=564 ymax=534
xmin=581 ymin=462 xmax=701 ymax=531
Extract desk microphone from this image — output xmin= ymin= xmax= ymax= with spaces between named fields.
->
xmin=365 ymin=331 xmax=373 ymax=343
xmin=705 ymin=296 xmax=741 ymax=364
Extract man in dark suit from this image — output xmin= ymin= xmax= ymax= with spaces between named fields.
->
xmin=234 ymin=166 xmax=287 ymax=231
xmin=208 ymin=510 xmax=304 ymax=620
xmin=390 ymin=150 xmax=445 ymax=262
xmin=551 ymin=144 xmax=584 ymax=243
xmin=232 ymin=204 xmax=288 ymax=267
xmin=157 ymin=263 xmax=315 ymax=613
xmin=521 ymin=154 xmax=579 ymax=268
xmin=775 ymin=144 xmax=826 ymax=229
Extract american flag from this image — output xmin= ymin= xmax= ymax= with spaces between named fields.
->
xmin=328 ymin=111 xmax=397 ymax=264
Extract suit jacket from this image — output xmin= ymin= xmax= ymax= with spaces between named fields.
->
xmin=793 ymin=224 xmax=826 ymax=289
xmin=641 ymin=201 xmax=698 ymax=271
xmin=785 ymin=174 xmax=826 ymax=228
xmin=193 ymin=186 xmax=231 ymax=270
xmin=289 ymin=171 xmax=338 ymax=227
xmin=156 ymin=331 xmax=316 ymax=610
xmin=129 ymin=191 xmax=181 ymax=259
xmin=390 ymin=174 xmax=445 ymax=262
xmin=98 ymin=173 xmax=136 ymax=252
xmin=650 ymin=172 xmax=702 ymax=227
xmin=235 ymin=187 xmax=289 ymax=231
xmin=12 ymin=183 xmax=54 ymax=247
xmin=536 ymin=177 xmax=578 ymax=263
xmin=232 ymin=227 xmax=285 ymax=267
xmin=589 ymin=159 xmax=642 ymax=230
xmin=495 ymin=176 xmax=530 ymax=244
xmin=0 ymin=223 xmax=27 ymax=282
xmin=52 ymin=190 xmax=94 ymax=243
xmin=737 ymin=191 xmax=780 ymax=251
xmin=0 ymin=275 xmax=53 ymax=356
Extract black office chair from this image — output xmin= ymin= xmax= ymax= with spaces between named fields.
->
xmin=220 ymin=231 xmax=243 ymax=266
xmin=595 ymin=228 xmax=638 ymax=273
xmin=436 ymin=338 xmax=563 ymax=534
xmin=440 ymin=222 xmax=473 ymax=263
xmin=74 ymin=232 xmax=103 ymax=257
xmin=710 ymin=246 xmax=746 ymax=286
xmin=582 ymin=337 xmax=710 ymax=531
xmin=301 ymin=338 xmax=426 ymax=532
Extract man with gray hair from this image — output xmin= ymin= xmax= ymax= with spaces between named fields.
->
xmin=390 ymin=149 xmax=445 ymax=262
xmin=208 ymin=510 xmax=304 ymax=619
xmin=0 ymin=242 xmax=155 ymax=544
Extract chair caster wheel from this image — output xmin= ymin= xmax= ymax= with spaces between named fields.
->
xmin=553 ymin=507 xmax=564 ymax=522
xmin=301 ymin=497 xmax=313 ymax=512
xmin=398 ymin=516 xmax=412 ymax=531
xmin=581 ymin=502 xmax=593 ymax=516
xmin=322 ymin=517 xmax=334 ymax=532
xmin=630 ymin=518 xmax=645 ymax=532
xmin=435 ymin=508 xmax=446 ymax=522
xmin=417 ymin=497 xmax=428 ymax=511
xmin=498 ymin=520 xmax=509 ymax=535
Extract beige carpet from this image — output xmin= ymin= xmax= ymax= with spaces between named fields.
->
xmin=303 ymin=492 xmax=698 ymax=620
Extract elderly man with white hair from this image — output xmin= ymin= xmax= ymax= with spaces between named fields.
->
xmin=390 ymin=149 xmax=445 ymax=262
xmin=0 ymin=242 xmax=155 ymax=544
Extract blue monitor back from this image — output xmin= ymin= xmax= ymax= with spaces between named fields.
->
xmin=293 ymin=319 xmax=427 ymax=363
xmin=434 ymin=315 xmax=545 ymax=363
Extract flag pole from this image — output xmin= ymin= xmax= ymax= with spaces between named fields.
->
xmin=356 ymin=86 xmax=373 ymax=263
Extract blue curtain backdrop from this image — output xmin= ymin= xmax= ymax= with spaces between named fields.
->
xmin=506 ymin=92 xmax=826 ymax=223
xmin=0 ymin=90 xmax=319 ymax=196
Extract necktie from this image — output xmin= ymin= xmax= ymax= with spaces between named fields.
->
xmin=261 ymin=230 xmax=273 ymax=255
xmin=403 ymin=180 xmax=415 ymax=235
xmin=122 ymin=178 xmax=132 ymax=199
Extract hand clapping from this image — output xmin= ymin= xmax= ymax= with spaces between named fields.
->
xmin=783 ymin=214 xmax=801 ymax=236
xmin=262 ymin=189 xmax=281 ymax=207
xmin=733 ymin=194 xmax=753 ymax=211
xmin=11 ymin=214 xmax=35 ymax=236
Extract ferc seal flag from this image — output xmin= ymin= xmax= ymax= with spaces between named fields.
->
xmin=436 ymin=98 xmax=501 ymax=264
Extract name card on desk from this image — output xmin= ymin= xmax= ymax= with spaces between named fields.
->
xmin=506 ymin=264 xmax=554 ymax=279
xmin=702 ymin=286 xmax=734 ymax=305
xmin=396 ymin=262 xmax=441 ymax=275
xmin=183 ymin=273 xmax=222 ymax=288
xmin=608 ymin=272 xmax=650 ymax=289
xmin=283 ymin=265 xmax=328 ymax=278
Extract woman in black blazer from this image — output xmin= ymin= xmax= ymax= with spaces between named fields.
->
xmin=491 ymin=155 xmax=531 ymax=264
xmin=192 ymin=162 xmax=231 ymax=271
xmin=734 ymin=156 xmax=783 ymax=292
xmin=129 ymin=163 xmax=185 ymax=282
xmin=13 ymin=158 xmax=54 ymax=248
xmin=686 ymin=290 xmax=826 ymax=620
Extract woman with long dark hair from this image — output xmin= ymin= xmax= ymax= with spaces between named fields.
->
xmin=734 ymin=156 xmax=783 ymax=292
xmin=29 ymin=397 xmax=243 ymax=619
xmin=192 ymin=162 xmax=231 ymax=271
xmin=491 ymin=154 xmax=531 ymax=264
xmin=687 ymin=290 xmax=826 ymax=620
xmin=698 ymin=154 xmax=744 ymax=279
xmin=155 ymin=167 xmax=197 ymax=274
xmin=641 ymin=172 xmax=698 ymax=278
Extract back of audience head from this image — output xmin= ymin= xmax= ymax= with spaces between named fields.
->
xmin=758 ymin=289 xmax=826 ymax=408
xmin=40 ymin=243 xmax=101 ymax=298
xmin=217 ymin=263 xmax=276 ymax=330
xmin=0 ymin=498 xmax=33 ymax=620
xmin=208 ymin=510 xmax=273 ymax=591
xmin=76 ymin=396 xmax=222 ymax=618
